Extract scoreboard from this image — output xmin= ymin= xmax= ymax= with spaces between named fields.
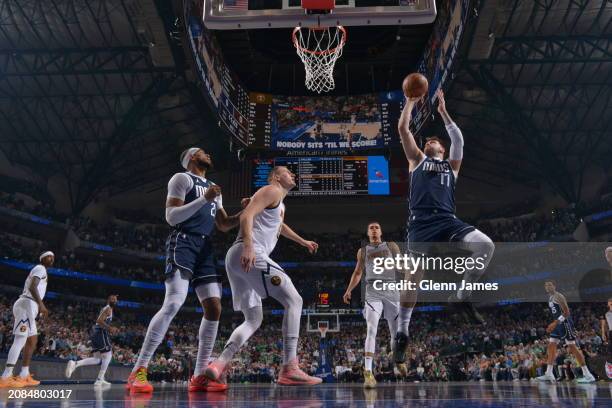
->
xmin=253 ymin=156 xmax=390 ymax=196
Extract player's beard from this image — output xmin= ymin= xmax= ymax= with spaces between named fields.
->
xmin=195 ymin=157 xmax=212 ymax=170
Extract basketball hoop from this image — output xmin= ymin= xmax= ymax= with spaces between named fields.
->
xmin=292 ymin=25 xmax=347 ymax=93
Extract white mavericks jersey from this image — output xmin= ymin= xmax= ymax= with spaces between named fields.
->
xmin=238 ymin=201 xmax=285 ymax=256
xmin=21 ymin=264 xmax=48 ymax=301
xmin=606 ymin=311 xmax=612 ymax=331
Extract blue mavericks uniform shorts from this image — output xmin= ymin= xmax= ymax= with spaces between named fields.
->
xmin=90 ymin=327 xmax=112 ymax=353
xmin=165 ymin=231 xmax=221 ymax=287
xmin=407 ymin=213 xmax=475 ymax=254
xmin=550 ymin=318 xmax=577 ymax=343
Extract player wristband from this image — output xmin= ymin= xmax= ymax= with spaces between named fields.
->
xmin=557 ymin=316 xmax=565 ymax=322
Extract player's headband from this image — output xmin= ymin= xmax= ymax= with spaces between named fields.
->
xmin=181 ymin=147 xmax=200 ymax=170
xmin=39 ymin=251 xmax=54 ymax=261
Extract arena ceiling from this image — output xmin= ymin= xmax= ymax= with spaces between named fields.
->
xmin=0 ymin=0 xmax=229 ymax=214
xmin=0 ymin=0 xmax=610 ymax=214
xmin=445 ymin=0 xmax=612 ymax=204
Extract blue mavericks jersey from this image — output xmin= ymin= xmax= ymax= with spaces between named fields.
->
xmin=409 ymin=157 xmax=456 ymax=214
xmin=174 ymin=173 xmax=217 ymax=236
xmin=548 ymin=295 xmax=563 ymax=319
xmin=95 ymin=305 xmax=112 ymax=328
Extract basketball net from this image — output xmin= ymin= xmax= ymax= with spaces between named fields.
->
xmin=292 ymin=26 xmax=347 ymax=93
xmin=318 ymin=325 xmax=329 ymax=338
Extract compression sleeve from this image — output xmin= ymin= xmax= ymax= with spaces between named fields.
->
xmin=446 ymin=122 xmax=464 ymax=161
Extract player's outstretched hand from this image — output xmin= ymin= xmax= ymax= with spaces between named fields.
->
xmin=241 ymin=245 xmax=256 ymax=272
xmin=303 ymin=240 xmax=318 ymax=254
xmin=240 ymin=197 xmax=251 ymax=208
xmin=342 ymin=291 xmax=351 ymax=304
xmin=546 ymin=321 xmax=558 ymax=334
xmin=436 ymin=89 xmax=446 ymax=114
xmin=39 ymin=303 xmax=49 ymax=318
xmin=205 ymin=185 xmax=222 ymax=201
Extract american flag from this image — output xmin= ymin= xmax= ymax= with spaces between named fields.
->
xmin=223 ymin=0 xmax=248 ymax=11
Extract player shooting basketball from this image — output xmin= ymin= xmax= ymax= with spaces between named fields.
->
xmin=393 ymin=78 xmax=495 ymax=369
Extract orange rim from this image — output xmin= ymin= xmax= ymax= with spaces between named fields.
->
xmin=292 ymin=26 xmax=347 ymax=56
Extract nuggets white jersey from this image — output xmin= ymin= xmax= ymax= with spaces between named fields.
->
xmin=363 ymin=242 xmax=399 ymax=301
xmin=21 ymin=264 xmax=48 ymax=301
xmin=606 ymin=310 xmax=612 ymax=331
xmin=238 ymin=201 xmax=285 ymax=256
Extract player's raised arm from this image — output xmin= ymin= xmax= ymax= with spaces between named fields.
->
xmin=280 ymin=223 xmax=318 ymax=254
xmin=165 ymin=173 xmax=220 ymax=226
xmin=436 ymin=90 xmax=463 ymax=176
xmin=343 ymin=248 xmax=365 ymax=304
xmin=239 ymin=185 xmax=282 ymax=271
xmin=398 ymin=97 xmax=425 ymax=169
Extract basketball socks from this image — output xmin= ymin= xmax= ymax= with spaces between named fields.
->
xmin=546 ymin=364 xmax=554 ymax=376
xmin=76 ymin=357 xmax=101 ymax=368
xmin=194 ymin=318 xmax=219 ymax=376
xmin=398 ymin=307 xmax=414 ymax=336
xmin=132 ymin=272 xmax=189 ymax=372
xmin=219 ymin=306 xmax=263 ymax=363
xmin=19 ymin=366 xmax=29 ymax=378
xmin=282 ymin=336 xmax=298 ymax=365
xmin=2 ymin=366 xmax=14 ymax=379
xmin=3 ymin=335 xmax=27 ymax=377
xmin=98 ymin=352 xmax=112 ymax=380
xmin=581 ymin=365 xmax=592 ymax=377
xmin=364 ymin=356 xmax=373 ymax=371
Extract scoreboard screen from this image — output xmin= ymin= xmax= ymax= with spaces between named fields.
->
xmin=252 ymin=156 xmax=390 ymax=196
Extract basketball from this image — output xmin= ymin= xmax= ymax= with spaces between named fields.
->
xmin=402 ymin=73 xmax=429 ymax=99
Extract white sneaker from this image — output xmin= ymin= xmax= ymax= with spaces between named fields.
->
xmin=576 ymin=374 xmax=596 ymax=384
xmin=536 ymin=373 xmax=556 ymax=382
xmin=94 ymin=379 xmax=111 ymax=387
xmin=65 ymin=360 xmax=76 ymax=379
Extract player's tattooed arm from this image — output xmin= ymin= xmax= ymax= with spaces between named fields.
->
xmin=556 ymin=293 xmax=571 ymax=318
xmin=398 ymin=97 xmax=425 ymax=169
xmin=343 ymin=248 xmax=365 ymax=304
xmin=601 ymin=317 xmax=608 ymax=343
xmin=279 ymin=224 xmax=318 ymax=254
xmin=29 ymin=276 xmax=48 ymax=318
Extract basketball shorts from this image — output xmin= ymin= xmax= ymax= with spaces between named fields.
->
xmin=407 ymin=213 xmax=475 ymax=254
xmin=165 ymin=230 xmax=221 ymax=288
xmin=90 ymin=327 xmax=112 ymax=353
xmin=225 ymin=243 xmax=294 ymax=312
xmin=363 ymin=294 xmax=400 ymax=323
xmin=550 ymin=318 xmax=577 ymax=344
xmin=12 ymin=297 xmax=38 ymax=337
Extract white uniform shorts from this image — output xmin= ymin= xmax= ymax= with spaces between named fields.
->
xmin=225 ymin=243 xmax=293 ymax=312
xmin=363 ymin=293 xmax=400 ymax=323
xmin=13 ymin=297 xmax=39 ymax=337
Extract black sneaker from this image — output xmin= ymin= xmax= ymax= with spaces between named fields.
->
xmin=393 ymin=332 xmax=409 ymax=364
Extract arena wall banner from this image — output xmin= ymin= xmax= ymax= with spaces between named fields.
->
xmin=412 ymin=0 xmax=469 ymax=134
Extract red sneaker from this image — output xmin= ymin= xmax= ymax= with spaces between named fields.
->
xmin=277 ymin=359 xmax=322 ymax=386
xmin=188 ymin=374 xmax=228 ymax=392
xmin=128 ymin=367 xmax=153 ymax=394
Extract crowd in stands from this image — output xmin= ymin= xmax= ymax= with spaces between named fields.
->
xmin=3 ymin=190 xmax=610 ymax=264
xmin=0 ymin=293 xmax=607 ymax=383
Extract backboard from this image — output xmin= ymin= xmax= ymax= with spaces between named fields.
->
xmin=202 ymin=0 xmax=437 ymax=30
